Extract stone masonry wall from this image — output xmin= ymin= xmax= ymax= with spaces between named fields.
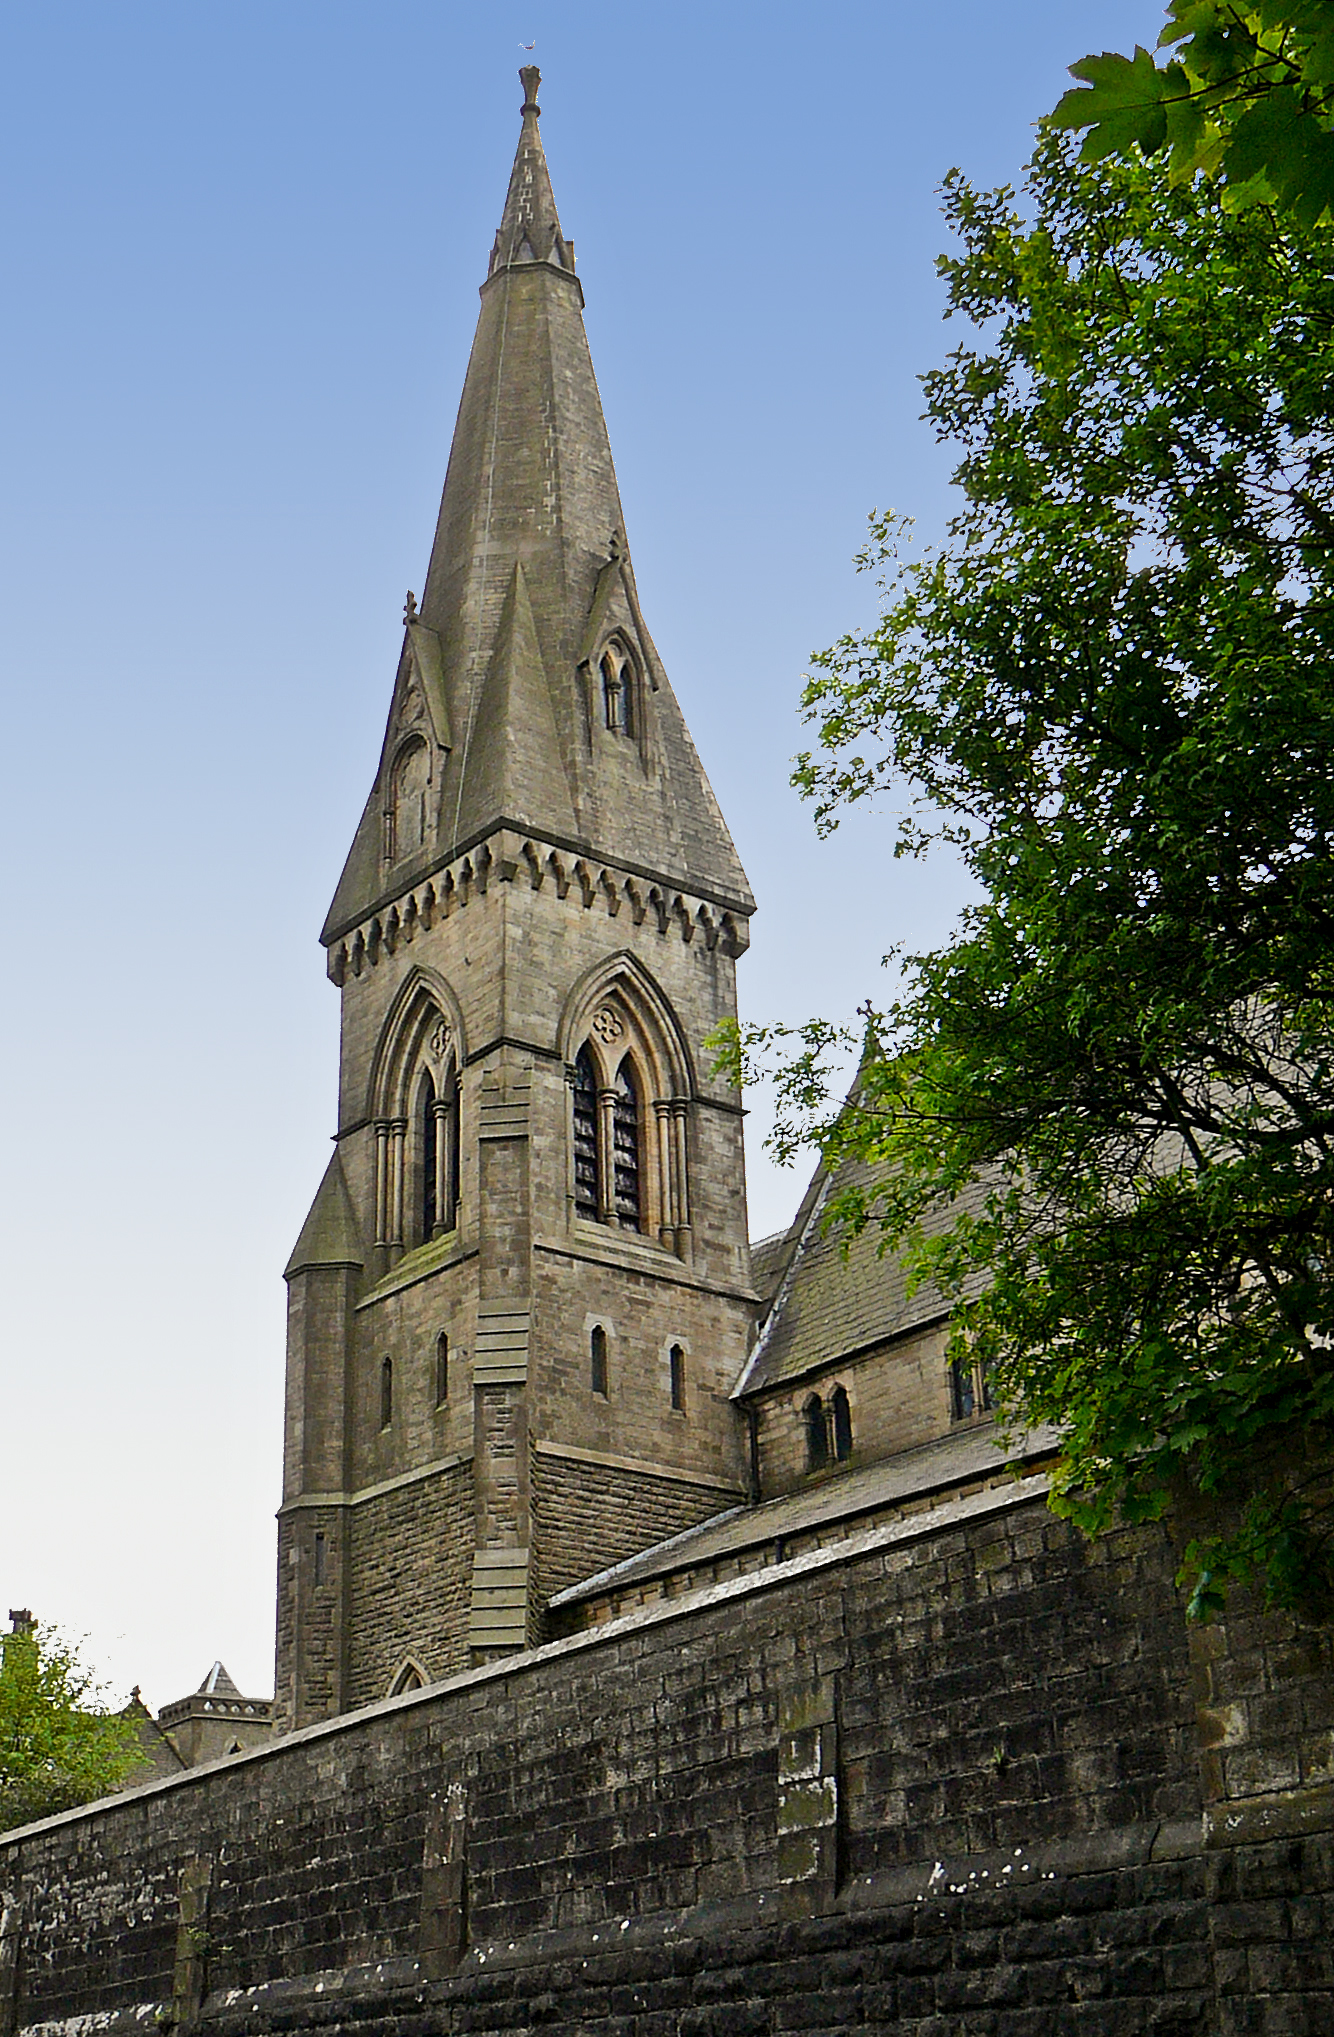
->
xmin=344 ymin=1461 xmax=474 ymax=1703
xmin=530 ymin=1446 xmax=739 ymax=1601
xmin=4 ymin=1485 xmax=1333 ymax=2037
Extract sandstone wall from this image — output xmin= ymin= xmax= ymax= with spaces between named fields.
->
xmin=4 ymin=1485 xmax=1333 ymax=2037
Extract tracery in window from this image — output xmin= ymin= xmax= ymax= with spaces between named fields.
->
xmin=564 ymin=968 xmax=692 ymax=1255
xmin=600 ymin=644 xmax=635 ymax=735
xmin=371 ymin=985 xmax=462 ymax=1258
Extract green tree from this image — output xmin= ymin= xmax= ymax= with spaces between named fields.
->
xmin=1051 ymin=1 xmax=1334 ymax=224
xmin=0 ymin=1620 xmax=139 ymax=1829
xmin=723 ymin=129 xmax=1334 ymax=1620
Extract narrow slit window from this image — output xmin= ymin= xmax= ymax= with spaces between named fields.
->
xmin=572 ymin=1046 xmax=600 ymax=1220
xmin=831 ymin=1385 xmax=852 ymax=1462
xmin=313 ymin=1531 xmax=326 ymax=1586
xmin=669 ymin=1343 xmax=685 ymax=1412
xmin=612 ymin=1058 xmax=641 ymax=1230
xmin=804 ymin=1393 xmax=828 ymax=1471
xmin=590 ymin=1324 xmax=609 ymax=1397
xmin=380 ymin=1357 xmax=394 ymax=1430
xmin=435 ymin=1331 xmax=449 ymax=1407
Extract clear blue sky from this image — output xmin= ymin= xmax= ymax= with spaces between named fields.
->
xmin=0 ymin=1 xmax=1150 ymax=1707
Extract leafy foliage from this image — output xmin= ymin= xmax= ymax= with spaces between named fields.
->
xmin=0 ymin=1622 xmax=139 ymax=1830
xmin=721 ymin=131 xmax=1334 ymax=1618
xmin=1050 ymin=2 xmax=1334 ymax=225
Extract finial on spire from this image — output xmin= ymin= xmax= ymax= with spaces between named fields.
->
xmin=520 ymin=65 xmax=540 ymax=115
xmin=404 ymin=591 xmax=418 ymax=623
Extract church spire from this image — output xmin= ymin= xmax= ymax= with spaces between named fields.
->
xmin=323 ymin=69 xmax=751 ymax=947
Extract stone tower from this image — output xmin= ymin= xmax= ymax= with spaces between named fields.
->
xmin=275 ymin=70 xmax=756 ymax=1730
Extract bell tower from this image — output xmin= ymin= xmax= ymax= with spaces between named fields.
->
xmin=275 ymin=69 xmax=755 ymax=1730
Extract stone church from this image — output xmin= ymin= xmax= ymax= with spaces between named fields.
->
xmin=274 ymin=66 xmax=1038 ymax=1733
xmin=5 ymin=75 xmax=1330 ymax=2037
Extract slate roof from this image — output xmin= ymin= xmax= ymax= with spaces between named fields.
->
xmin=737 ymin=1157 xmax=990 ymax=1397
xmin=550 ymin=1419 xmax=1063 ymax=1608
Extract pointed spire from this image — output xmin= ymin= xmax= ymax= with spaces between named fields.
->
xmin=488 ymin=69 xmax=575 ymax=279
xmin=322 ymin=71 xmax=752 ymax=945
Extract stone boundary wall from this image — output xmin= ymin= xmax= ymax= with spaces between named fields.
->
xmin=3 ymin=1480 xmax=1332 ymax=2036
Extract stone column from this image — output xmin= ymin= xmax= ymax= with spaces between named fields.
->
xmin=389 ymin=1117 xmax=407 ymax=1252
xmin=597 ymin=1087 xmax=617 ymax=1224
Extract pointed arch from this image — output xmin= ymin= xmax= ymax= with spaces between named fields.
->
xmin=387 ymin=1656 xmax=430 ymax=1698
xmin=367 ymin=965 xmax=468 ymax=1120
xmin=559 ymin=953 xmax=695 ymax=1252
xmin=366 ymin=967 xmax=466 ymax=1254
xmin=557 ymin=950 xmax=695 ymax=1097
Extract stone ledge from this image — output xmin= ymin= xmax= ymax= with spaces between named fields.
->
xmin=1204 ymin=1780 xmax=1334 ymax=1849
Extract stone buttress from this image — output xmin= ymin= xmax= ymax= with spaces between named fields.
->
xmin=275 ymin=69 xmax=755 ymax=1729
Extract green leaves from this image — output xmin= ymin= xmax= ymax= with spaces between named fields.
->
xmin=1052 ymin=47 xmax=1174 ymax=158
xmin=774 ymin=134 xmax=1334 ymax=1620
xmin=1051 ymin=1 xmax=1334 ymax=222
xmin=0 ymin=1624 xmax=139 ymax=1831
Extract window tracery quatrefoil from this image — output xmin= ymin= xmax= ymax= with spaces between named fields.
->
xmin=590 ymin=1006 xmax=625 ymax=1045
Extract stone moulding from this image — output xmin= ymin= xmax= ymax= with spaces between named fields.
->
xmin=326 ymin=830 xmax=750 ymax=987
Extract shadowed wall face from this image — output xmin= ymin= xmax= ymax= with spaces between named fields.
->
xmin=6 ymin=1493 xmax=1334 ymax=2032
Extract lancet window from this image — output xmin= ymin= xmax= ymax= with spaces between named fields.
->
xmin=611 ymin=1061 xmax=641 ymax=1228
xmin=565 ymin=981 xmax=692 ymax=1255
xmin=572 ymin=1048 xmax=600 ymax=1220
xmin=386 ymin=736 xmax=431 ymax=863
xmin=372 ymin=1000 xmax=461 ymax=1258
xmin=803 ymin=1386 xmax=853 ymax=1471
xmin=949 ymin=1355 xmax=993 ymax=1423
xmin=600 ymin=644 xmax=635 ymax=735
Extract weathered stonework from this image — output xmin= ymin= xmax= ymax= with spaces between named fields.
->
xmin=276 ymin=75 xmax=754 ymax=1727
xmin=5 ymin=1489 xmax=1333 ymax=2033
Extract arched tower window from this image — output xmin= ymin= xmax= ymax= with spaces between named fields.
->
xmin=387 ymin=737 xmax=430 ymax=862
xmin=804 ymin=1394 xmax=828 ymax=1471
xmin=600 ymin=645 xmax=635 ymax=735
xmin=572 ymin=1047 xmax=600 ymax=1221
xmin=372 ymin=998 xmax=461 ymax=1258
xmin=435 ymin=1331 xmax=449 ymax=1406
xmin=565 ymin=977 xmax=691 ymax=1255
xmin=831 ymin=1385 xmax=853 ymax=1463
xmin=590 ymin=1324 xmax=609 ymax=1397
xmin=380 ymin=1357 xmax=394 ymax=1430
xmin=612 ymin=1058 xmax=641 ymax=1230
